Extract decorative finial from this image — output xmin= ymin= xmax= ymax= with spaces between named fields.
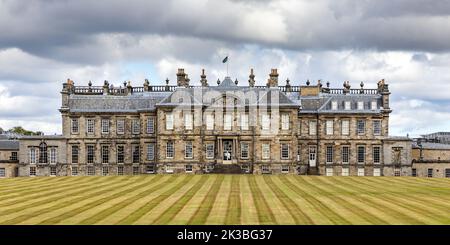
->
xmin=217 ymin=78 xmax=220 ymax=85
xmin=306 ymin=79 xmax=310 ymax=86
xmin=123 ymin=81 xmax=127 ymax=87
xmin=235 ymin=78 xmax=238 ymax=85
xmin=326 ymin=81 xmax=330 ymax=88
xmin=104 ymin=80 xmax=109 ymax=86
xmin=360 ymin=81 xmax=364 ymax=88
xmin=144 ymin=79 xmax=149 ymax=86
xmin=88 ymin=80 xmax=92 ymax=87
xmin=165 ymin=78 xmax=169 ymax=85
xmin=286 ymin=78 xmax=290 ymax=86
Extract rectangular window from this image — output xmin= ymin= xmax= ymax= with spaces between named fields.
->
xmin=101 ymin=145 xmax=109 ymax=164
xmin=342 ymin=168 xmax=349 ymax=176
xmin=262 ymin=143 xmax=270 ymax=159
xmin=357 ymin=101 xmax=364 ymax=110
xmin=146 ymin=117 xmax=154 ymax=134
xmin=326 ymin=120 xmax=334 ymax=135
xmin=29 ymin=166 xmax=36 ymax=176
xmin=341 ymin=120 xmax=350 ymax=135
xmin=49 ymin=148 xmax=57 ymax=164
xmin=133 ymin=166 xmax=139 ymax=175
xmin=0 ymin=168 xmax=5 ymax=177
xmin=147 ymin=143 xmax=155 ymax=161
xmin=50 ymin=166 xmax=56 ymax=176
xmin=395 ymin=168 xmax=401 ymax=177
xmin=331 ymin=101 xmax=338 ymax=110
xmin=166 ymin=141 xmax=174 ymax=158
xmin=30 ymin=148 xmax=37 ymax=164
xmin=281 ymin=165 xmax=289 ymax=173
xmin=357 ymin=120 xmax=366 ymax=135
xmin=166 ymin=164 xmax=174 ymax=173
xmin=166 ymin=113 xmax=174 ymax=130
xmin=342 ymin=146 xmax=349 ymax=164
xmin=206 ymin=143 xmax=214 ymax=159
xmin=185 ymin=141 xmax=193 ymax=159
xmin=281 ymin=144 xmax=289 ymax=159
xmin=261 ymin=165 xmax=270 ymax=174
xmin=184 ymin=113 xmax=193 ymax=130
xmin=427 ymin=168 xmax=433 ymax=178
xmin=132 ymin=119 xmax=140 ymax=134
xmin=371 ymin=101 xmax=377 ymax=110
xmin=261 ymin=114 xmax=270 ymax=130
xmin=86 ymin=118 xmax=95 ymax=134
xmin=117 ymin=166 xmax=124 ymax=175
xmin=297 ymin=145 xmax=301 ymax=161
xmin=241 ymin=165 xmax=250 ymax=173
xmin=117 ymin=119 xmax=125 ymax=134
xmin=374 ymin=168 xmax=381 ymax=177
xmin=87 ymin=145 xmax=94 ymax=164
xmin=357 ymin=168 xmax=365 ymax=176
xmin=357 ymin=146 xmax=365 ymax=164
xmin=117 ymin=145 xmax=124 ymax=164
xmin=241 ymin=142 xmax=249 ymax=159
xmin=344 ymin=101 xmax=351 ymax=110
xmin=10 ymin=152 xmax=17 ymax=161
xmin=206 ymin=114 xmax=214 ymax=130
xmin=132 ymin=145 xmax=140 ymax=163
xmin=373 ymin=146 xmax=381 ymax=164
xmin=146 ymin=164 xmax=155 ymax=174
xmin=309 ymin=120 xmax=317 ymax=135
xmin=373 ymin=120 xmax=382 ymax=136
xmin=326 ymin=146 xmax=333 ymax=164
xmin=71 ymin=145 xmax=79 ymax=164
xmin=71 ymin=166 xmax=78 ymax=176
xmin=185 ymin=164 xmax=193 ymax=173
xmin=326 ymin=168 xmax=333 ymax=176
xmin=102 ymin=166 xmax=109 ymax=176
xmin=101 ymin=119 xmax=109 ymax=134
xmin=412 ymin=168 xmax=417 ymax=177
xmin=281 ymin=114 xmax=290 ymax=130
xmin=445 ymin=169 xmax=450 ymax=178
xmin=87 ymin=166 xmax=95 ymax=176
xmin=71 ymin=118 xmax=79 ymax=134
xmin=224 ymin=114 xmax=232 ymax=130
xmin=241 ymin=114 xmax=249 ymax=130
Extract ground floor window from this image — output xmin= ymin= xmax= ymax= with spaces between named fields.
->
xmin=204 ymin=164 xmax=214 ymax=173
xmin=102 ymin=166 xmax=109 ymax=176
xmin=87 ymin=166 xmax=95 ymax=176
xmin=373 ymin=168 xmax=381 ymax=177
xmin=117 ymin=166 xmax=124 ymax=175
xmin=326 ymin=168 xmax=333 ymax=176
xmin=71 ymin=166 xmax=78 ymax=176
xmin=357 ymin=168 xmax=365 ymax=176
xmin=445 ymin=169 xmax=450 ymax=178
xmin=394 ymin=168 xmax=401 ymax=176
xmin=146 ymin=164 xmax=155 ymax=174
xmin=50 ymin=166 xmax=57 ymax=176
xmin=0 ymin=168 xmax=5 ymax=177
xmin=185 ymin=164 xmax=193 ymax=173
xmin=427 ymin=168 xmax=433 ymax=177
xmin=166 ymin=164 xmax=174 ymax=173
xmin=30 ymin=166 xmax=36 ymax=176
xmin=341 ymin=168 xmax=349 ymax=176
xmin=133 ymin=166 xmax=140 ymax=175
xmin=412 ymin=168 xmax=417 ymax=177
xmin=281 ymin=165 xmax=289 ymax=173
xmin=241 ymin=165 xmax=250 ymax=173
xmin=261 ymin=165 xmax=270 ymax=174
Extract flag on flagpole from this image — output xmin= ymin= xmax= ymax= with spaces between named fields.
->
xmin=222 ymin=56 xmax=228 ymax=63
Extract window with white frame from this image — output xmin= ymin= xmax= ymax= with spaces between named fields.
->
xmin=341 ymin=120 xmax=350 ymax=135
xmin=326 ymin=168 xmax=333 ymax=176
xmin=50 ymin=166 xmax=56 ymax=176
xmin=261 ymin=165 xmax=270 ymax=173
xmin=147 ymin=143 xmax=155 ymax=160
xmin=344 ymin=101 xmax=351 ymax=110
xmin=357 ymin=168 xmax=365 ymax=176
xmin=71 ymin=118 xmax=79 ymax=134
xmin=102 ymin=166 xmax=109 ymax=176
xmin=117 ymin=119 xmax=125 ymax=134
xmin=49 ymin=147 xmax=57 ymax=164
xmin=373 ymin=120 xmax=382 ymax=136
xmin=281 ymin=143 xmax=289 ymax=159
xmin=10 ymin=152 xmax=17 ymax=161
xmin=39 ymin=142 xmax=47 ymax=164
xmin=30 ymin=148 xmax=37 ymax=164
xmin=133 ymin=166 xmax=139 ymax=175
xmin=241 ymin=165 xmax=250 ymax=173
xmin=132 ymin=145 xmax=140 ymax=163
xmin=427 ymin=168 xmax=433 ymax=177
xmin=412 ymin=168 xmax=417 ymax=177
xmin=185 ymin=164 xmax=193 ymax=173
xmin=166 ymin=164 xmax=174 ymax=173
xmin=101 ymin=119 xmax=110 ymax=134
xmin=146 ymin=164 xmax=155 ymax=174
xmin=0 ymin=168 xmax=5 ymax=177
xmin=281 ymin=165 xmax=289 ymax=173
xmin=86 ymin=118 xmax=95 ymax=134
xmin=206 ymin=143 xmax=214 ymax=159
xmin=146 ymin=117 xmax=154 ymax=134
xmin=117 ymin=145 xmax=124 ymax=163
xmin=206 ymin=114 xmax=214 ymax=130
xmin=241 ymin=142 xmax=249 ymax=159
xmin=87 ymin=166 xmax=95 ymax=176
xmin=71 ymin=166 xmax=78 ymax=176
xmin=331 ymin=101 xmax=338 ymax=110
xmin=261 ymin=114 xmax=270 ymax=130
xmin=373 ymin=168 xmax=381 ymax=177
xmin=117 ymin=166 xmax=124 ymax=175
xmin=132 ymin=119 xmax=140 ymax=134
xmin=342 ymin=168 xmax=349 ymax=176
xmin=326 ymin=146 xmax=333 ymax=164
xmin=101 ymin=145 xmax=109 ymax=164
xmin=357 ymin=101 xmax=364 ymax=110
xmin=373 ymin=146 xmax=381 ymax=164
xmin=395 ymin=168 xmax=401 ymax=177
xmin=224 ymin=114 xmax=232 ymax=130
xmin=241 ymin=114 xmax=249 ymax=130
xmin=326 ymin=120 xmax=334 ymax=135
xmin=166 ymin=113 xmax=174 ymax=130
xmin=185 ymin=141 xmax=193 ymax=159
xmin=166 ymin=141 xmax=174 ymax=158
xmin=281 ymin=114 xmax=289 ymax=130
xmin=357 ymin=119 xmax=366 ymax=135
xmin=70 ymin=145 xmax=79 ymax=164
xmin=262 ymin=143 xmax=270 ymax=159
xmin=297 ymin=145 xmax=301 ymax=161
xmin=29 ymin=166 xmax=36 ymax=176
xmin=371 ymin=101 xmax=377 ymax=110
xmin=342 ymin=146 xmax=349 ymax=164
xmin=87 ymin=145 xmax=95 ymax=164
xmin=184 ymin=113 xmax=193 ymax=130
xmin=357 ymin=146 xmax=365 ymax=164
xmin=309 ymin=120 xmax=317 ymax=135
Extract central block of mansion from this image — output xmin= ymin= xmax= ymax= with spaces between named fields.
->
xmin=18 ymin=68 xmax=412 ymax=176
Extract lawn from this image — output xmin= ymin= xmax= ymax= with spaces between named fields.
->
xmin=0 ymin=175 xmax=449 ymax=225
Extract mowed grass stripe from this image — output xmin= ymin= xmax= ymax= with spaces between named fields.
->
xmin=0 ymin=176 xmax=65 ymax=188
xmin=282 ymin=176 xmax=351 ymax=225
xmin=224 ymin=175 xmax=241 ymax=225
xmin=117 ymin=175 xmax=194 ymax=224
xmin=205 ymin=175 xmax=232 ymax=224
xmin=247 ymin=176 xmax=276 ymax=224
xmin=0 ymin=176 xmax=137 ymax=224
xmin=188 ymin=175 xmax=224 ymax=225
xmin=152 ymin=175 xmax=210 ymax=225
xmin=77 ymin=175 xmax=172 ymax=225
xmin=239 ymin=174 xmax=259 ymax=224
xmin=0 ymin=176 xmax=70 ymax=192
xmin=37 ymin=176 xmax=157 ymax=225
xmin=263 ymin=176 xmax=313 ymax=225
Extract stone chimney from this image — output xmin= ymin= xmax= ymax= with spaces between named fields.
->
xmin=267 ymin=68 xmax=279 ymax=87
xmin=60 ymin=78 xmax=73 ymax=111
xmin=248 ymin=68 xmax=255 ymax=87
xmin=200 ymin=69 xmax=208 ymax=86
xmin=176 ymin=68 xmax=189 ymax=87
xmin=378 ymin=79 xmax=391 ymax=111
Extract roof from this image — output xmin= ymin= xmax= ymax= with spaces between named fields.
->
xmin=19 ymin=135 xmax=65 ymax=140
xmin=0 ymin=140 xmax=19 ymax=150
xmin=413 ymin=142 xmax=450 ymax=150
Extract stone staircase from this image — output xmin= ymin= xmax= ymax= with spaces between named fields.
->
xmin=211 ymin=164 xmax=244 ymax=174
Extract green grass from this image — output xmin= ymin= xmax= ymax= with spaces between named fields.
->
xmin=0 ymin=175 xmax=449 ymax=225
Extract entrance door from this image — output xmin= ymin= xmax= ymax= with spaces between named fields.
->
xmin=309 ymin=146 xmax=317 ymax=167
xmin=223 ymin=140 xmax=233 ymax=161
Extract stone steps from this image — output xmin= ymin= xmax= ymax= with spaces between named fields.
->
xmin=211 ymin=164 xmax=244 ymax=174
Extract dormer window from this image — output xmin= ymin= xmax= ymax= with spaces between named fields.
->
xmin=344 ymin=101 xmax=351 ymax=110
xmin=331 ymin=101 xmax=338 ymax=110
xmin=371 ymin=101 xmax=377 ymax=110
xmin=357 ymin=101 xmax=364 ymax=110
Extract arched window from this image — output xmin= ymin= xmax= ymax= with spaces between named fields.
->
xmin=39 ymin=142 xmax=48 ymax=163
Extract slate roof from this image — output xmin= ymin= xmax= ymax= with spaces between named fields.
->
xmin=0 ymin=140 xmax=19 ymax=150
xmin=412 ymin=142 xmax=450 ymax=150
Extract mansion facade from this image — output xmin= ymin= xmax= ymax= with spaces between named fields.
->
xmin=16 ymin=68 xmax=413 ymax=177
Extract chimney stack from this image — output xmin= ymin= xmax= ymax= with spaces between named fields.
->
xmin=200 ymin=69 xmax=208 ymax=86
xmin=267 ymin=68 xmax=279 ymax=87
xmin=176 ymin=68 xmax=189 ymax=87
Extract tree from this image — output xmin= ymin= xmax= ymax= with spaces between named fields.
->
xmin=8 ymin=126 xmax=42 ymax=136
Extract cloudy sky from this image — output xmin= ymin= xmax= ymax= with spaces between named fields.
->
xmin=1 ymin=0 xmax=450 ymax=136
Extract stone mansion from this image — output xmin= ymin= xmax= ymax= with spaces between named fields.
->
xmin=13 ymin=68 xmax=414 ymax=177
